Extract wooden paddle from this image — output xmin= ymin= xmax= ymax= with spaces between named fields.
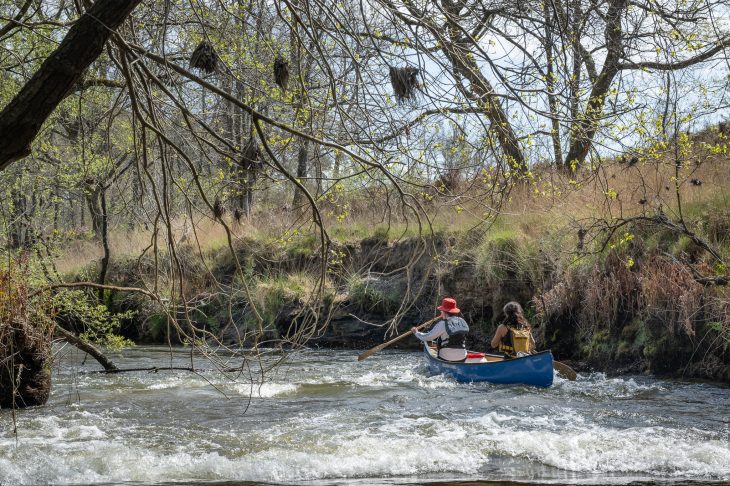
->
xmin=553 ymin=361 xmax=577 ymax=380
xmin=357 ymin=316 xmax=439 ymax=361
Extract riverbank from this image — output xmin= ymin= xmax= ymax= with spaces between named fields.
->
xmin=57 ymin=127 xmax=730 ymax=384
xmin=96 ymin=215 xmax=729 ymax=383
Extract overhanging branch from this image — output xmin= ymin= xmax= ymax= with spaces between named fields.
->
xmin=0 ymin=0 xmax=142 ymax=169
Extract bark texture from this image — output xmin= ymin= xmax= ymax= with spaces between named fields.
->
xmin=0 ymin=0 xmax=141 ymax=169
xmin=55 ymin=326 xmax=118 ymax=372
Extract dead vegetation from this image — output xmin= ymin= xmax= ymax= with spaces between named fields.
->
xmin=0 ymin=255 xmax=56 ymax=408
xmin=388 ymin=66 xmax=420 ymax=103
xmin=189 ymin=41 xmax=218 ymax=73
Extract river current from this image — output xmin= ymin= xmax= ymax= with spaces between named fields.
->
xmin=0 ymin=346 xmax=728 ymax=485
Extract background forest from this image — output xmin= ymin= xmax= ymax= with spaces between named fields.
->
xmin=1 ymin=0 xmax=729 ymax=407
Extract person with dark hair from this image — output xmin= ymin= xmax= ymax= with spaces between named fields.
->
xmin=490 ymin=301 xmax=536 ymax=358
xmin=411 ymin=297 xmax=469 ymax=362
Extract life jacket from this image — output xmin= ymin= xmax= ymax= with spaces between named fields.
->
xmin=437 ymin=316 xmax=469 ymax=350
xmin=499 ymin=326 xmax=532 ymax=357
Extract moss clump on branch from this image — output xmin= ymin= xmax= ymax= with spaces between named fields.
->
xmin=273 ymin=55 xmax=289 ymax=92
xmin=241 ymin=138 xmax=263 ymax=171
xmin=388 ymin=66 xmax=420 ymax=103
xmin=189 ymin=41 xmax=218 ymax=74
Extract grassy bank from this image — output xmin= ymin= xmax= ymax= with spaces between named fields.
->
xmin=56 ymin=126 xmax=730 ymax=382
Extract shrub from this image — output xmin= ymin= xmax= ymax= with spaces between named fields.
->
xmin=640 ymin=256 xmax=702 ymax=338
xmin=474 ymin=234 xmax=521 ymax=284
xmin=244 ymin=273 xmax=316 ymax=331
xmin=143 ymin=312 xmax=169 ymax=342
xmin=54 ymin=290 xmax=135 ymax=350
xmin=0 ymin=255 xmax=55 ymax=408
xmin=285 ymin=234 xmax=319 ymax=259
xmin=704 ymin=209 xmax=730 ymax=247
xmin=346 ymin=274 xmax=402 ymax=315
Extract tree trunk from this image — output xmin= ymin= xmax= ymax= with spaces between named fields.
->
xmin=440 ymin=1 xmax=526 ymax=174
xmin=84 ymin=184 xmax=104 ymax=239
xmin=52 ymin=185 xmax=60 ymax=234
xmin=292 ymin=142 xmax=308 ymax=208
xmin=80 ymin=196 xmax=86 ymax=230
xmin=0 ymin=0 xmax=142 ymax=169
xmin=563 ymin=0 xmax=626 ymax=170
xmin=97 ymin=189 xmax=110 ymax=303
xmin=8 ymin=188 xmax=34 ymax=249
xmin=333 ymin=149 xmax=342 ymax=180
xmin=314 ymin=146 xmax=323 ymax=197
xmin=543 ymin=0 xmax=564 ymax=169
xmin=0 ymin=319 xmax=55 ymax=409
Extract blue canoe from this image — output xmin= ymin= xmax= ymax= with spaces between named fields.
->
xmin=423 ymin=345 xmax=554 ymax=387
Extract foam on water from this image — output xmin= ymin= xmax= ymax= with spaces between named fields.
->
xmin=461 ymin=408 xmax=730 ymax=476
xmin=349 ymin=367 xmax=458 ymax=390
xmin=3 ymin=407 xmax=726 ymax=485
xmin=147 ymin=377 xmax=187 ymax=390
xmin=230 ymin=382 xmax=299 ymax=398
xmin=1 ymin=348 xmax=728 ymax=485
xmin=554 ymin=372 xmax=669 ymax=399
xmin=0 ymin=417 xmax=486 ymax=484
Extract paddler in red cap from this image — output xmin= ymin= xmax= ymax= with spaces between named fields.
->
xmin=412 ymin=297 xmax=469 ymax=362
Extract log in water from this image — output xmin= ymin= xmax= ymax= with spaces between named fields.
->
xmin=0 ymin=346 xmax=728 ymax=485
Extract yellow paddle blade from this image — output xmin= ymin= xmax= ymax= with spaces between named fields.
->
xmin=357 ymin=343 xmax=387 ymax=361
xmin=553 ymin=361 xmax=577 ymax=381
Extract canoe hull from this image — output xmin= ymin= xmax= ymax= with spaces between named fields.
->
xmin=423 ymin=346 xmax=554 ymax=387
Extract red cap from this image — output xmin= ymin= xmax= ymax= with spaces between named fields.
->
xmin=436 ymin=297 xmax=460 ymax=314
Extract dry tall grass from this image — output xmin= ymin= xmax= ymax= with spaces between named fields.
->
xmin=55 ymin=128 xmax=730 ymax=276
xmin=56 ymin=216 xmax=267 ymax=276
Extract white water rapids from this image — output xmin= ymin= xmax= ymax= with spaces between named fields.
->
xmin=0 ymin=346 xmax=728 ymax=485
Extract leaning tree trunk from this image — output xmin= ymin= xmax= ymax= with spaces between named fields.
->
xmin=0 ymin=0 xmax=139 ymax=408
xmin=0 ymin=0 xmax=142 ymax=169
xmin=55 ymin=326 xmax=118 ymax=372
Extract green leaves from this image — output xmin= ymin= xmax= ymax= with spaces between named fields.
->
xmin=54 ymin=290 xmax=135 ymax=351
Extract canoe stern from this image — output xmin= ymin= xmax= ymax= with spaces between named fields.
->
xmin=424 ymin=346 xmax=554 ymax=387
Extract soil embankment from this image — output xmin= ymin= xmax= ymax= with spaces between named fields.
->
xmin=110 ymin=224 xmax=729 ymax=383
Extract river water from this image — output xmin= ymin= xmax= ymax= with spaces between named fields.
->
xmin=0 ymin=346 xmax=728 ymax=485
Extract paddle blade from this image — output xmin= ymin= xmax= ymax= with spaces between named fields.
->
xmin=357 ymin=345 xmax=384 ymax=361
xmin=553 ymin=361 xmax=577 ymax=381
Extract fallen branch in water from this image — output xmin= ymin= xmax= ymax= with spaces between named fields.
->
xmin=81 ymin=365 xmax=246 ymax=374
xmin=55 ymin=325 xmax=119 ymax=372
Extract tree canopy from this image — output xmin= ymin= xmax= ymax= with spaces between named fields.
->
xmin=1 ymin=0 xmax=728 ymax=352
